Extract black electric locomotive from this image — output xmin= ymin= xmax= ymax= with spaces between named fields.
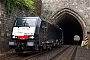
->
xmin=9 ymin=17 xmax=63 ymax=53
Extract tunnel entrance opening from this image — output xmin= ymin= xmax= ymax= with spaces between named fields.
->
xmin=55 ymin=13 xmax=83 ymax=45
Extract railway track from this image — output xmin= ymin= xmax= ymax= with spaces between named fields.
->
xmin=0 ymin=50 xmax=48 ymax=60
xmin=0 ymin=47 xmax=57 ymax=60
xmin=0 ymin=45 xmax=76 ymax=60
xmin=70 ymin=46 xmax=77 ymax=60
xmin=21 ymin=45 xmax=71 ymax=60
xmin=21 ymin=50 xmax=49 ymax=60
xmin=50 ymin=45 xmax=77 ymax=60
xmin=50 ymin=45 xmax=71 ymax=60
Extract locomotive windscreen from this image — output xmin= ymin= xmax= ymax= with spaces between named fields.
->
xmin=14 ymin=18 xmax=37 ymax=27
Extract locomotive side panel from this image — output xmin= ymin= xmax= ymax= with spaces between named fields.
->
xmin=47 ymin=24 xmax=63 ymax=46
xmin=39 ymin=20 xmax=47 ymax=46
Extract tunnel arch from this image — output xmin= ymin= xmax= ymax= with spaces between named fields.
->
xmin=51 ymin=8 xmax=86 ymax=45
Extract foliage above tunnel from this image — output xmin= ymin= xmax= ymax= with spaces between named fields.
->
xmin=16 ymin=0 xmax=35 ymax=10
xmin=5 ymin=0 xmax=35 ymax=16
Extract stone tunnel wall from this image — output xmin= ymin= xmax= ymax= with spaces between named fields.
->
xmin=42 ymin=0 xmax=90 ymax=24
xmin=41 ymin=0 xmax=90 ymax=43
xmin=0 ymin=0 xmax=42 ymax=52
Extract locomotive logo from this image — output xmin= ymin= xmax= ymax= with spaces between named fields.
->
xmin=12 ymin=27 xmax=35 ymax=36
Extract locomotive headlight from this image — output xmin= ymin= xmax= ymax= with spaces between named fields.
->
xmin=29 ymin=36 xmax=34 ymax=39
xmin=12 ymin=36 xmax=15 ymax=38
xmin=12 ymin=36 xmax=17 ymax=38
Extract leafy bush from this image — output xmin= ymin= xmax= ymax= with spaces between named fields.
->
xmin=5 ymin=0 xmax=35 ymax=16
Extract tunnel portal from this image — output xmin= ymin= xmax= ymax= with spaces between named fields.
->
xmin=55 ymin=13 xmax=83 ymax=45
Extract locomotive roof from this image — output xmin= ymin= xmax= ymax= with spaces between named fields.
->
xmin=16 ymin=16 xmax=41 ymax=19
xmin=16 ymin=16 xmax=62 ymax=31
xmin=41 ymin=18 xmax=62 ymax=31
xmin=16 ymin=16 xmax=50 ymax=22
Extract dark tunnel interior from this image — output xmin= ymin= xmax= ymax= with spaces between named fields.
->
xmin=56 ymin=13 xmax=83 ymax=45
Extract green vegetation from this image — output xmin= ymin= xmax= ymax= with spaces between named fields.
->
xmin=5 ymin=0 xmax=35 ymax=16
xmin=87 ymin=44 xmax=90 ymax=49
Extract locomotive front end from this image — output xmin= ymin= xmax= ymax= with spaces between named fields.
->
xmin=9 ymin=17 xmax=41 ymax=53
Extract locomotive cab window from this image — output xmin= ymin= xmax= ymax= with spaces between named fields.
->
xmin=41 ymin=21 xmax=47 ymax=33
xmin=14 ymin=18 xmax=37 ymax=27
